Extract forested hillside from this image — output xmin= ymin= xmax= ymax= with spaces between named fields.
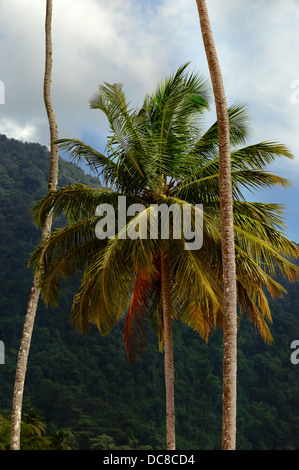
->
xmin=1 ymin=133 xmax=299 ymax=450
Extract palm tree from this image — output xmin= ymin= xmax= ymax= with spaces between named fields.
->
xmin=49 ymin=431 xmax=72 ymax=450
xmin=195 ymin=0 xmax=238 ymax=449
xmin=10 ymin=0 xmax=59 ymax=450
xmin=29 ymin=65 xmax=299 ymax=450
xmin=22 ymin=408 xmax=47 ymax=438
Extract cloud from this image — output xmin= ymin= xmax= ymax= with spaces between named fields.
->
xmin=0 ymin=118 xmax=38 ymax=142
xmin=0 ymin=0 xmax=201 ymax=146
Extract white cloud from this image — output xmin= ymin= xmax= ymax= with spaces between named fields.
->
xmin=0 ymin=118 xmax=38 ymax=142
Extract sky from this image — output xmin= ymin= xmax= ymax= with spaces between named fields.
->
xmin=1 ymin=0 xmax=299 ymax=241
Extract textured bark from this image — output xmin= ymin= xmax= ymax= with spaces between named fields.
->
xmin=43 ymin=0 xmax=59 ymax=193
xmin=195 ymin=0 xmax=237 ymax=450
xmin=10 ymin=0 xmax=58 ymax=450
xmin=161 ymin=251 xmax=176 ymax=450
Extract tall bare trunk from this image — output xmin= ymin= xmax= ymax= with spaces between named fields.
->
xmin=161 ymin=250 xmax=176 ymax=450
xmin=195 ymin=0 xmax=237 ymax=450
xmin=10 ymin=0 xmax=58 ymax=450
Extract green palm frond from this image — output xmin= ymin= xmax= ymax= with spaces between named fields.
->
xmin=232 ymin=201 xmax=299 ymax=258
xmin=186 ymin=104 xmax=250 ymax=165
xmin=30 ymin=184 xmax=141 ymax=227
xmin=230 ymin=141 xmax=293 ymax=169
xmin=142 ymin=63 xmax=210 ymax=178
xmin=90 ymin=82 xmax=152 ymax=184
xmin=234 ymin=227 xmax=299 ymax=282
xmin=234 ymin=243 xmax=288 ymax=298
xmin=70 ymin=209 xmax=163 ymax=334
xmin=28 ymin=218 xmax=106 ymax=306
xmin=236 ymin=281 xmax=274 ymax=344
xmin=71 ymin=266 xmax=115 ymax=335
xmin=56 ymin=138 xmax=116 ymax=180
xmin=176 ymin=138 xmax=293 ymax=206
xmin=175 ymin=168 xmax=291 ymax=208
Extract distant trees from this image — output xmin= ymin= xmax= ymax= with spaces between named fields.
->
xmin=49 ymin=430 xmax=72 ymax=450
xmin=0 ymin=414 xmax=10 ymax=450
xmin=22 ymin=408 xmax=46 ymax=437
xmin=89 ymin=434 xmax=153 ymax=450
xmin=1 ymin=409 xmax=73 ymax=450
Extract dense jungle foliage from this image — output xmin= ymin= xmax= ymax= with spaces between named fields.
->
xmin=0 ymin=133 xmax=299 ymax=450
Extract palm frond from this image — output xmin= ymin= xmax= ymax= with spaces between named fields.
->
xmin=28 ymin=218 xmax=106 ymax=306
xmin=234 ymin=226 xmax=299 ymax=283
xmin=143 ymin=63 xmax=210 ymax=177
xmin=236 ymin=281 xmax=274 ymax=343
xmin=232 ymin=201 xmax=299 ymax=259
xmin=174 ymin=167 xmax=291 ymax=206
xmin=30 ymin=184 xmax=140 ymax=228
xmin=230 ymin=141 xmax=294 ymax=169
xmin=187 ymin=104 xmax=250 ymax=163
xmin=56 ymin=138 xmax=116 ymax=181
xmin=169 ymin=238 xmax=223 ymax=329
xmin=123 ymin=262 xmax=160 ymax=364
xmin=90 ymin=82 xmax=150 ymax=183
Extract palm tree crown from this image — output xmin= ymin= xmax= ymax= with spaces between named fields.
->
xmin=30 ymin=63 xmax=298 ymax=346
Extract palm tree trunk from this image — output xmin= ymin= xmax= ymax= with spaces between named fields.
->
xmin=10 ymin=0 xmax=58 ymax=450
xmin=161 ymin=250 xmax=175 ymax=450
xmin=195 ymin=0 xmax=238 ymax=450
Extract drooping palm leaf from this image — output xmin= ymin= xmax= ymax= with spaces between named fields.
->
xmin=123 ymin=261 xmax=161 ymax=364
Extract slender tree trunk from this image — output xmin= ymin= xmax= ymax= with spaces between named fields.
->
xmin=161 ymin=250 xmax=176 ymax=450
xmin=195 ymin=0 xmax=238 ymax=450
xmin=10 ymin=0 xmax=58 ymax=450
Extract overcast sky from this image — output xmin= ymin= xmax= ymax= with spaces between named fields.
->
xmin=1 ymin=0 xmax=299 ymax=240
